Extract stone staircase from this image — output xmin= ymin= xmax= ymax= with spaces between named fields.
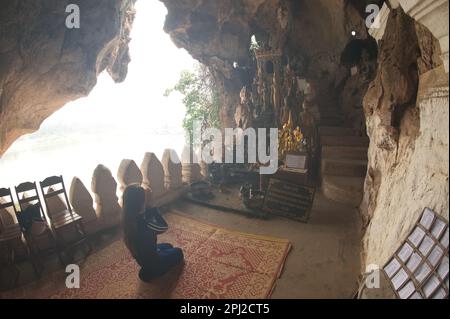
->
xmin=318 ymin=123 xmax=369 ymax=207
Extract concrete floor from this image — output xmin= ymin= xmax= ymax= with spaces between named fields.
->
xmin=2 ymin=191 xmax=362 ymax=299
xmin=173 ymin=191 xmax=362 ymax=299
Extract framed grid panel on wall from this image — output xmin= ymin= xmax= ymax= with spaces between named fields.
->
xmin=383 ymin=208 xmax=449 ymax=299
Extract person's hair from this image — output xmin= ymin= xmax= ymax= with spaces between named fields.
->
xmin=122 ymin=184 xmax=146 ymax=259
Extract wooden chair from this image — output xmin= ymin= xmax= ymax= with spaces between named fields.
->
xmin=39 ymin=176 xmax=92 ymax=262
xmin=15 ymin=181 xmax=61 ymax=264
xmin=0 ymin=188 xmax=40 ymax=287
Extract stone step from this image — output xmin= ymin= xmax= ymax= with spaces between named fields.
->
xmin=319 ymin=118 xmax=344 ymax=126
xmin=320 ymin=111 xmax=344 ymax=118
xmin=322 ymin=146 xmax=368 ymax=160
xmin=322 ymin=175 xmax=365 ymax=207
xmin=319 ymin=126 xmax=356 ymax=137
xmin=321 ymin=135 xmax=370 ymax=147
xmin=321 ymin=158 xmax=367 ymax=177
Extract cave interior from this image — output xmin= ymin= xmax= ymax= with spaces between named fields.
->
xmin=0 ymin=0 xmax=449 ymax=299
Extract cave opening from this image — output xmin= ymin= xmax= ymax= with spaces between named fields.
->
xmin=340 ymin=38 xmax=378 ymax=67
xmin=265 ymin=60 xmax=274 ymax=74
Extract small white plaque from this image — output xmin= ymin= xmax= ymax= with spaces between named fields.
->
xmin=406 ymin=253 xmax=422 ymax=273
xmin=423 ymin=275 xmax=440 ymax=298
xmin=384 ymin=258 xmax=401 ymax=278
xmin=408 ymin=227 xmax=426 ymax=247
xmin=437 ymin=256 xmax=449 ymax=280
xmin=419 ymin=236 xmax=434 ymax=256
xmin=440 ymin=228 xmax=449 ymax=248
xmin=431 ymin=219 xmax=447 ymax=239
xmin=392 ymin=268 xmax=408 ymax=290
xmin=420 ymin=208 xmax=435 ymax=230
xmin=428 ymin=245 xmax=444 ymax=267
xmin=398 ymin=243 xmax=414 ymax=262
xmin=398 ymin=281 xmax=416 ymax=299
xmin=414 ymin=263 xmax=432 ymax=284
xmin=431 ymin=288 xmax=447 ymax=299
xmin=285 ymin=153 xmax=307 ymax=170
xmin=409 ymin=291 xmax=423 ymax=299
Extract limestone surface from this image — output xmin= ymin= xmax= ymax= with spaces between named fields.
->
xmin=360 ymin=9 xmax=448 ymax=269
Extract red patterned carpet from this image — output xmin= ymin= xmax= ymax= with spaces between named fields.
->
xmin=3 ymin=211 xmax=291 ymax=299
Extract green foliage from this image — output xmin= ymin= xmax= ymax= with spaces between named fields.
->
xmin=165 ymin=64 xmax=221 ymax=142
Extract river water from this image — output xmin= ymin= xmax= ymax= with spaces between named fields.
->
xmin=0 ymin=125 xmax=186 ymax=193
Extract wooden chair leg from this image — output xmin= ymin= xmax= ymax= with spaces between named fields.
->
xmin=26 ymin=234 xmax=44 ymax=273
xmin=31 ymin=256 xmax=43 ymax=278
xmin=0 ymin=264 xmax=19 ymax=291
xmin=0 ymin=242 xmax=15 ymax=290
xmin=78 ymin=222 xmax=92 ymax=255
xmin=46 ymin=228 xmax=56 ymax=251
xmin=69 ymin=223 xmax=81 ymax=259
xmin=50 ymin=229 xmax=66 ymax=266
xmin=7 ymin=241 xmax=20 ymax=288
xmin=23 ymin=239 xmax=43 ymax=278
xmin=12 ymin=245 xmax=20 ymax=288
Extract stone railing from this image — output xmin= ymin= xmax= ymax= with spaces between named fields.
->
xmin=0 ymin=148 xmax=206 ymax=254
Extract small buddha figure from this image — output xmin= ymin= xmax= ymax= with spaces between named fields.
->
xmin=234 ymin=86 xmax=252 ymax=129
xmin=300 ymin=100 xmax=317 ymax=154
xmin=283 ymin=64 xmax=295 ymax=97
xmin=280 ymin=97 xmax=290 ymax=125
xmin=261 ymin=81 xmax=269 ymax=112
xmin=278 ymin=111 xmax=304 ymax=160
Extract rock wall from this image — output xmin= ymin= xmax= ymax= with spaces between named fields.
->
xmin=161 ymin=0 xmax=380 ymax=132
xmin=0 ymin=0 xmax=136 ymax=156
xmin=361 ymin=8 xmax=449 ymax=268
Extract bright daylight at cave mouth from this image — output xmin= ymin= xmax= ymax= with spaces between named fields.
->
xmin=0 ymin=1 xmax=195 ymax=188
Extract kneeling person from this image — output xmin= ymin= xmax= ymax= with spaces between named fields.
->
xmin=122 ymin=184 xmax=184 ymax=282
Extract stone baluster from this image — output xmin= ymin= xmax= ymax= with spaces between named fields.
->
xmin=141 ymin=153 xmax=166 ymax=206
xmin=181 ymin=146 xmax=203 ymax=184
xmin=69 ymin=177 xmax=98 ymax=230
xmin=198 ymin=150 xmax=208 ymax=179
xmin=91 ymin=164 xmax=121 ymax=228
xmin=117 ymin=159 xmax=143 ymax=192
xmin=161 ymin=149 xmax=183 ymax=191
xmin=117 ymin=159 xmax=143 ymax=207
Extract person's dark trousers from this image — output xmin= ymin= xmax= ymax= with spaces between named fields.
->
xmin=139 ymin=243 xmax=184 ymax=282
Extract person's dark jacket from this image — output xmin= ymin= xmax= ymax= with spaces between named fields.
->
xmin=133 ymin=215 xmax=158 ymax=269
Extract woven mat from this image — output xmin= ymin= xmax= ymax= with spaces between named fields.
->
xmin=3 ymin=211 xmax=291 ymax=299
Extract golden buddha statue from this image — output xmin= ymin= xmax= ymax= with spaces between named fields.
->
xmin=278 ymin=110 xmax=305 ymax=160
